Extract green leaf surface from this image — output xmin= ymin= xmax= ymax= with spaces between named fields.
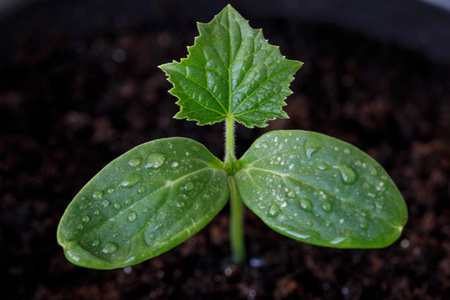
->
xmin=159 ymin=5 xmax=303 ymax=128
xmin=57 ymin=138 xmax=228 ymax=269
xmin=235 ymin=130 xmax=407 ymax=248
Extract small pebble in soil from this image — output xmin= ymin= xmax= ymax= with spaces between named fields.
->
xmin=400 ymin=239 xmax=410 ymax=248
xmin=341 ymin=286 xmax=350 ymax=295
xmin=249 ymin=257 xmax=265 ymax=268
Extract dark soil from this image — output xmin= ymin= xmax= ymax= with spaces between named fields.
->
xmin=1 ymin=7 xmax=450 ymax=300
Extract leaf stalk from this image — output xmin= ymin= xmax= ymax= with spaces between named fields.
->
xmin=225 ymin=117 xmax=245 ymax=263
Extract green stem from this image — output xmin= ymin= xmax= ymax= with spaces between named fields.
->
xmin=224 ymin=116 xmax=236 ymax=170
xmin=228 ymin=176 xmax=245 ymax=263
xmin=224 ymin=116 xmax=245 ymax=263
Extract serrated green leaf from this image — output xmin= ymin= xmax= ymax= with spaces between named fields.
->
xmin=159 ymin=5 xmax=303 ymax=128
xmin=235 ymin=130 xmax=407 ymax=248
xmin=57 ymin=138 xmax=228 ymax=269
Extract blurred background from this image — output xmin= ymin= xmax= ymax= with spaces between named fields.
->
xmin=1 ymin=0 xmax=449 ymax=299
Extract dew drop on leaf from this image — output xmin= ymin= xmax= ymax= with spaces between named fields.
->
xmin=127 ymin=211 xmax=137 ymax=222
xmin=329 ymin=237 xmax=347 ymax=244
xmin=120 ymin=173 xmax=142 ymax=188
xmin=137 ymin=185 xmax=146 ymax=194
xmin=299 ymin=198 xmax=313 ymax=212
xmin=176 ymin=202 xmax=185 ymax=208
xmin=125 ymin=197 xmax=133 ymax=205
xmin=145 ymin=153 xmax=166 ymax=169
xmin=360 ymin=223 xmax=368 ymax=230
xmin=128 ymin=157 xmax=141 ymax=167
xmin=321 ymin=201 xmax=332 ymax=212
xmin=144 ymin=225 xmax=156 ymax=245
xmin=267 ymin=203 xmax=281 ymax=218
xmin=107 ymin=188 xmax=115 ymax=194
xmin=305 ymin=220 xmax=313 ymax=227
xmin=113 ymin=201 xmax=121 ymax=210
xmin=317 ymin=162 xmax=329 ymax=171
xmin=286 ymin=190 xmax=296 ymax=198
xmin=92 ymin=190 xmax=104 ymax=200
xmin=77 ymin=224 xmax=83 ymax=230
xmin=334 ymin=164 xmax=358 ymax=184
xmin=101 ymin=242 xmax=119 ymax=254
xmin=305 ymin=137 xmax=322 ymax=158
xmin=93 ymin=209 xmax=100 ymax=215
xmin=171 ymin=162 xmax=179 ymax=168
xmin=91 ymin=239 xmax=100 ymax=247
xmin=82 ymin=215 xmax=90 ymax=223
xmin=102 ymin=199 xmax=111 ymax=207
xmin=182 ymin=182 xmax=194 ymax=191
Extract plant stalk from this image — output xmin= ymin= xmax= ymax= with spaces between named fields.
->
xmin=228 ymin=176 xmax=245 ymax=263
xmin=224 ymin=116 xmax=245 ymax=263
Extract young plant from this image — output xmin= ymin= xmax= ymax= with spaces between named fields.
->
xmin=57 ymin=5 xmax=407 ymax=269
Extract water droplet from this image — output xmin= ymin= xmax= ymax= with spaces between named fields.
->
xmin=344 ymin=148 xmax=350 ymax=154
xmin=127 ymin=211 xmax=137 ymax=222
xmin=91 ymin=239 xmax=100 ymax=247
xmin=369 ymin=166 xmax=378 ymax=175
xmin=360 ymin=223 xmax=368 ymax=230
xmin=113 ymin=201 xmax=121 ymax=210
xmin=305 ymin=220 xmax=313 ymax=227
xmin=176 ymin=202 xmax=185 ymax=208
xmin=120 ymin=173 xmax=142 ymax=188
xmin=334 ymin=164 xmax=358 ymax=184
xmin=125 ymin=197 xmax=133 ymax=205
xmin=317 ymin=162 xmax=330 ymax=171
xmin=321 ymin=201 xmax=332 ymax=212
xmin=267 ymin=203 xmax=281 ymax=217
xmin=79 ymin=202 xmax=87 ymax=210
xmin=299 ymin=198 xmax=313 ymax=212
xmin=107 ymin=188 xmax=115 ymax=194
xmin=128 ymin=157 xmax=141 ymax=167
xmin=93 ymin=209 xmax=100 ymax=215
xmin=182 ymin=182 xmax=194 ymax=191
xmin=137 ymin=185 xmax=146 ymax=194
xmin=329 ymin=237 xmax=347 ymax=244
xmin=261 ymin=143 xmax=268 ymax=149
xmin=143 ymin=207 xmax=149 ymax=213
xmin=145 ymin=153 xmax=166 ymax=169
xmin=282 ymin=228 xmax=311 ymax=239
xmin=102 ymin=199 xmax=110 ymax=207
xmin=171 ymin=162 xmax=179 ymax=168
xmin=305 ymin=137 xmax=323 ymax=158
xmin=66 ymin=250 xmax=80 ymax=262
xmin=92 ymin=190 xmax=104 ymax=200
xmin=82 ymin=215 xmax=90 ymax=223
xmin=286 ymin=190 xmax=296 ymax=198
xmin=77 ymin=224 xmax=83 ymax=230
xmin=101 ymin=242 xmax=118 ymax=254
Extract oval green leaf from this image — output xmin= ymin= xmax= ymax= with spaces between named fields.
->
xmin=57 ymin=138 xmax=228 ymax=269
xmin=235 ymin=130 xmax=407 ymax=248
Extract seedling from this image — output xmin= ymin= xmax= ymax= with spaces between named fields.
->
xmin=57 ymin=5 xmax=407 ymax=269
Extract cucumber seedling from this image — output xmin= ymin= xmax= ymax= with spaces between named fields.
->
xmin=57 ymin=5 xmax=407 ymax=269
